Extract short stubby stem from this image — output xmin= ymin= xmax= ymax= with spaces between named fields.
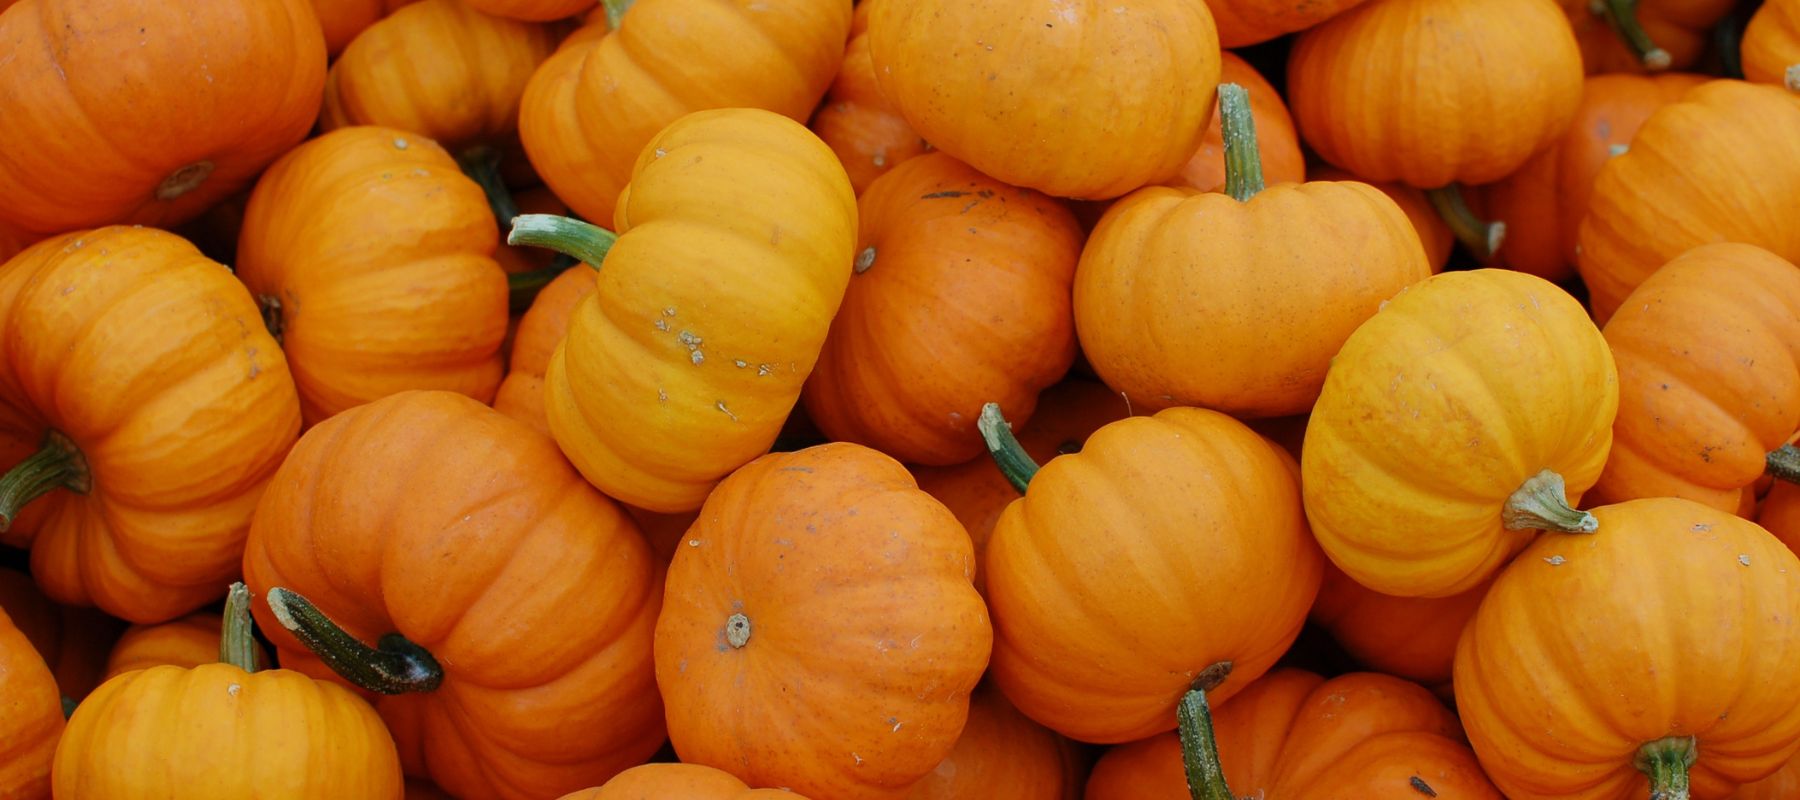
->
xmin=977 ymin=402 xmax=1039 ymax=495
xmin=1216 ymin=83 xmax=1265 ymax=203
xmin=266 ymin=587 xmax=444 ymax=694
xmin=220 ymin=582 xmax=263 ymax=673
xmin=725 ymin=613 xmax=751 ymax=648
xmin=1635 ymin=736 xmax=1696 ymax=800
xmin=1502 ymin=470 xmax=1597 ymax=533
xmin=1426 ymin=185 xmax=1505 ymax=261
xmin=0 ymin=430 xmax=91 ymax=533
xmin=1768 ymin=444 xmax=1800 ymax=484
xmin=258 ymin=294 xmax=284 ymax=345
xmin=1595 ymin=0 xmax=1672 ymax=70
xmin=1178 ymin=661 xmax=1237 ymax=800
xmin=508 ymin=215 xmax=619 ymax=271
xmin=603 ymin=0 xmax=635 ymax=30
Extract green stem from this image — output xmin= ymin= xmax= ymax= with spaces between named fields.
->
xmin=1712 ymin=11 xmax=1744 ymax=80
xmin=508 ymin=214 xmax=618 ymax=271
xmin=1769 ymin=444 xmax=1800 ymax=484
xmin=61 ymin=696 xmax=76 ymax=719
xmin=1502 ymin=470 xmax=1597 ymax=533
xmin=1592 ymin=0 xmax=1672 ymax=71
xmin=1426 ymin=185 xmax=1505 ymax=261
xmin=219 ymin=582 xmax=262 ymax=673
xmin=0 ymin=431 xmax=91 ymax=533
xmin=977 ymin=403 xmax=1038 ymax=495
xmin=266 ymin=587 xmax=443 ymax=695
xmin=507 ymin=253 xmax=580 ymax=313
xmin=1634 ymin=736 xmax=1695 ymax=800
xmin=1178 ymin=662 xmax=1237 ymax=800
xmin=603 ymin=0 xmax=634 ymax=30
xmin=1216 ymin=83 xmax=1263 ymax=203
xmin=457 ymin=145 xmax=520 ymax=234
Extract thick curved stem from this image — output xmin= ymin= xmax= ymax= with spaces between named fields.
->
xmin=1593 ymin=0 xmax=1672 ymax=71
xmin=0 ymin=431 xmax=91 ymax=533
xmin=603 ymin=0 xmax=635 ymax=30
xmin=219 ymin=582 xmax=262 ymax=673
xmin=1635 ymin=736 xmax=1695 ymax=800
xmin=507 ymin=253 xmax=580 ymax=313
xmin=266 ymin=587 xmax=443 ymax=695
xmin=1769 ymin=444 xmax=1800 ymax=485
xmin=1217 ymin=83 xmax=1264 ymax=203
xmin=1426 ymin=185 xmax=1505 ymax=261
xmin=1178 ymin=662 xmax=1237 ymax=800
xmin=977 ymin=403 xmax=1039 ymax=495
xmin=1502 ymin=470 xmax=1597 ymax=533
xmin=508 ymin=214 xmax=618 ymax=271
xmin=457 ymin=145 xmax=520 ymax=233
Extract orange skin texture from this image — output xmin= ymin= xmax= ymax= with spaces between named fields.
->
xmin=0 ymin=0 xmax=325 ymax=236
xmin=0 ymin=569 xmax=124 ymax=703
xmin=1309 ymin=560 xmax=1491 ymax=695
xmin=1086 ymin=670 xmax=1502 ymax=799
xmin=1302 ymin=269 xmax=1619 ymax=598
xmin=237 ymin=126 xmax=509 ymax=426
xmin=905 ymin=683 xmax=1086 ymax=800
xmin=1311 ymin=166 xmax=1452 ymax=272
xmin=320 ymin=0 xmax=559 ymax=152
xmin=1736 ymin=752 xmax=1800 ymax=800
xmin=1288 ymin=0 xmax=1584 ymax=188
xmin=0 ymin=606 xmax=62 ymax=800
xmin=1074 ymin=179 xmax=1430 ymax=419
xmin=1475 ymin=72 xmax=1706 ymax=282
xmin=655 ymin=443 xmax=992 ymax=800
xmin=102 ymin=612 xmax=270 ymax=681
xmin=558 ymin=764 xmax=813 ymax=799
xmin=493 ymin=266 xmax=596 ymax=437
xmin=243 ymin=391 xmax=665 ymax=800
xmin=812 ymin=0 xmax=931 ymax=195
xmin=519 ymin=0 xmax=849 ymax=224
xmin=544 ymin=109 xmax=856 ymax=513
xmin=1588 ymin=244 xmax=1800 ymax=512
xmin=0 ymin=224 xmax=29 ymax=264
xmin=1578 ymin=80 xmax=1800 ymax=324
xmin=1762 ymin=480 xmax=1800 ymax=556
xmin=910 ymin=380 xmax=1131 ymax=596
xmin=1455 ymin=498 xmax=1800 ymax=799
xmin=1744 ymin=0 xmax=1800 ymax=88
xmin=1169 ymin=52 xmax=1306 ymax=194
xmin=54 ymin=662 xmax=403 ymax=799
xmin=1207 ymin=0 xmax=1371 ymax=46
xmin=986 ymin=408 xmax=1323 ymax=744
xmin=311 ymin=0 xmax=419 ymax=55
xmin=803 ymin=153 xmax=1082 ymax=466
xmin=465 ymin=0 xmax=593 ymax=22
xmin=0 ymin=227 xmax=301 ymax=623
xmin=1560 ymin=0 xmax=1736 ymax=74
xmin=869 ymin=0 xmax=1222 ymax=200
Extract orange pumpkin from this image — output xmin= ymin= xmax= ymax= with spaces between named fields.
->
xmin=557 ymin=764 xmax=811 ymax=800
xmin=518 ymin=0 xmax=849 ymax=225
xmin=1309 ymin=561 xmax=1491 ymax=695
xmin=869 ymin=0 xmax=1221 ymax=200
xmin=0 ymin=0 xmax=325 ymax=236
xmin=1736 ymin=752 xmax=1800 ymax=800
xmin=1303 ymin=269 xmax=1619 ymax=598
xmin=1168 ymin=52 xmax=1305 ymax=194
xmin=103 ymin=611 xmax=271 ymax=681
xmin=811 ymin=0 xmax=930 ymax=194
xmin=981 ymin=405 xmax=1322 ymax=743
xmin=802 ymin=152 xmax=1081 ymax=466
xmin=1560 ymin=0 xmax=1737 ymax=74
xmin=1086 ymin=670 xmax=1502 ymax=799
xmin=492 ymin=266 xmax=597 ymax=437
xmin=311 ymin=0 xmax=419 ymax=55
xmin=1310 ymin=166 xmax=1454 ymax=272
xmin=236 ymin=126 xmax=509 ymax=425
xmin=244 ymin=391 xmax=664 ymax=800
xmin=0 ymin=605 xmax=62 ymax=799
xmin=0 ymin=569 xmax=124 ymax=704
xmin=1456 ymin=498 xmax=1800 ymax=799
xmin=465 ymin=0 xmax=593 ymax=22
xmin=1207 ymin=0 xmax=1371 ymax=46
xmin=655 ymin=442 xmax=991 ymax=800
xmin=0 ymin=227 xmax=301 ymax=623
xmin=0 ymin=223 xmax=28 ymax=264
xmin=1075 ymin=84 xmax=1431 ymax=419
xmin=1745 ymin=0 xmax=1800 ymax=91
xmin=1763 ymin=476 xmax=1800 ymax=555
xmin=1578 ymin=80 xmax=1800 ymax=323
xmin=905 ymin=683 xmax=1086 ymax=800
xmin=492 ymin=188 xmax=572 ymax=278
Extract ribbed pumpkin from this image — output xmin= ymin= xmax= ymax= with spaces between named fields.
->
xmin=0 ymin=227 xmax=301 ymax=623
xmin=1588 ymin=244 xmax=1800 ymax=513
xmin=1168 ymin=53 xmax=1306 ymax=194
xmin=464 ymin=0 xmax=592 ymax=22
xmin=1206 ymin=0 xmax=1371 ymax=46
xmin=802 ymin=152 xmax=1081 ymax=466
xmin=1076 ymin=85 xmax=1431 ymax=419
xmin=0 ymin=605 xmax=62 ymax=800
xmin=236 ymin=126 xmax=509 ymax=425
xmin=1559 ymin=0 xmax=1736 ymax=74
xmin=0 ymin=568 xmax=125 ymax=705
xmin=1456 ymin=498 xmax=1800 ymax=799
xmin=1745 ymin=0 xmax=1800 ymax=91
xmin=103 ymin=611 xmax=270 ymax=681
xmin=1310 ymin=166 xmax=1453 ymax=272
xmin=905 ymin=684 xmax=1086 ymax=800
xmin=557 ymin=764 xmax=811 ymax=800
xmin=244 ymin=391 xmax=665 ymax=800
xmin=1309 ymin=561 xmax=1491 ymax=695
xmin=868 ymin=0 xmax=1221 ymax=200
xmin=1737 ymin=753 xmax=1800 ymax=800
xmin=0 ymin=0 xmax=325 ymax=236
xmin=511 ymin=108 xmax=856 ymax=513
xmin=1303 ymin=269 xmax=1619 ymax=598
xmin=311 ymin=0 xmax=418 ymax=54
xmin=518 ymin=0 xmax=849 ymax=225
xmin=654 ymin=442 xmax=991 ymax=800
xmin=1578 ymin=80 xmax=1800 ymax=323
xmin=492 ymin=266 xmax=596 ymax=437
xmin=810 ymin=0 xmax=930 ymax=194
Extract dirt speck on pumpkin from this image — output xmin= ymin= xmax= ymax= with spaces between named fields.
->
xmin=226 ymin=684 xmax=240 ymax=697
xmin=1544 ymin=555 xmax=1566 ymax=566
xmin=1739 ymin=555 xmax=1752 ymax=566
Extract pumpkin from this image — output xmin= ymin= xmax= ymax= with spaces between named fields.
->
xmin=654 ymin=442 xmax=991 ymax=799
xmin=0 ymin=223 xmax=28 ymax=264
xmin=1738 ymin=748 xmax=1800 ymax=799
xmin=980 ymin=404 xmax=1322 ymax=743
xmin=1586 ymin=244 xmax=1800 ymax=513
xmin=0 ymin=605 xmax=62 ymax=800
xmin=1207 ymin=0 xmax=1371 ymax=47
xmin=1456 ymin=498 xmax=1800 ymax=799
xmin=236 ymin=126 xmax=509 ymax=426
xmin=1168 ymin=52 xmax=1306 ymax=194
xmin=103 ymin=611 xmax=271 ymax=681
xmin=518 ymin=0 xmax=849 ymax=225
xmin=53 ymin=584 xmax=404 ymax=799
xmin=1311 ymin=166 xmax=1454 ymax=272
xmin=0 ymin=569 xmax=124 ymax=705
xmin=802 ymin=152 xmax=1081 ymax=466
xmin=1309 ymin=561 xmax=1491 ymax=696
xmin=1560 ymin=0 xmax=1737 ymax=74
xmin=509 ymin=108 xmax=856 ymax=513
xmin=1577 ymin=80 xmax=1800 ymax=323
xmin=1763 ymin=473 xmax=1800 ymax=555
xmin=492 ymin=266 xmax=597 ymax=437
xmin=557 ymin=764 xmax=811 ymax=800
xmin=905 ymin=683 xmax=1087 ymax=800
xmin=868 ymin=0 xmax=1221 ymax=200
xmin=244 ymin=391 xmax=664 ymax=800
xmin=1744 ymin=0 xmax=1800 ymax=91
xmin=465 ymin=0 xmax=593 ymax=22
xmin=1085 ymin=670 xmax=1502 ymax=799
xmin=312 ymin=0 xmax=419 ymax=55
xmin=492 ymin=188 xmax=572 ymax=279
xmin=1302 ymin=268 xmax=1619 ymax=598
xmin=0 ymin=0 xmax=325 ymax=236
xmin=810 ymin=0 xmax=930 ymax=194
xmin=0 ymin=227 xmax=301 ymax=623
xmin=1075 ymin=84 xmax=1431 ymax=419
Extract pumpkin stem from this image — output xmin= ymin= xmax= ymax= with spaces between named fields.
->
xmin=1425 ymin=185 xmax=1505 ymax=261
xmin=1217 ymin=83 xmax=1264 ymax=203
xmin=1593 ymin=0 xmax=1672 ymax=71
xmin=456 ymin=145 xmax=520 ymax=235
xmin=725 ymin=613 xmax=752 ymax=648
xmin=0 ymin=430 xmax=91 ymax=534
xmin=1768 ymin=444 xmax=1800 ymax=485
xmin=1502 ymin=470 xmax=1597 ymax=534
xmin=1177 ymin=661 xmax=1237 ymax=800
xmin=602 ymin=0 xmax=635 ymax=30
xmin=61 ymin=696 xmax=76 ymax=719
xmin=508 ymin=214 xmax=619 ymax=271
xmin=977 ymin=402 xmax=1039 ymax=495
xmin=1634 ymin=736 xmax=1695 ymax=800
xmin=265 ymin=587 xmax=444 ymax=695
xmin=1711 ymin=12 xmax=1745 ymax=79
xmin=1786 ymin=65 xmax=1800 ymax=94
xmin=507 ymin=253 xmax=580 ymax=313
xmin=219 ymin=582 xmax=263 ymax=673
xmin=257 ymin=295 xmax=284 ymax=345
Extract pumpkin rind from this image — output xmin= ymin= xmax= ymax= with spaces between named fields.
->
xmin=0 ymin=606 xmax=62 ymax=800
xmin=464 ymin=0 xmax=593 ymax=22
xmin=311 ymin=0 xmax=419 ymax=54
xmin=1744 ymin=0 xmax=1800 ymax=90
xmin=1310 ymin=166 xmax=1453 ymax=272
xmin=1206 ymin=0 xmax=1371 ymax=47
xmin=492 ymin=266 xmax=596 ymax=437
xmin=557 ymin=764 xmax=812 ymax=800
xmin=904 ymin=683 xmax=1086 ymax=800
xmin=0 ymin=568 xmax=126 ymax=703
xmin=810 ymin=0 xmax=930 ymax=194
xmin=1309 ymin=561 xmax=1490 ymax=695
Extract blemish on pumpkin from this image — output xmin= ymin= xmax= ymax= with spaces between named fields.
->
xmin=1544 ymin=555 xmax=1566 ymax=566
xmin=1740 ymin=555 xmax=1752 ymax=566
xmin=921 ymin=190 xmax=969 ymax=200
xmin=690 ymin=350 xmax=705 ymax=365
xmin=654 ymin=148 xmax=667 ymax=159
xmin=855 ymin=247 xmax=877 ymax=273
xmin=1409 ymin=776 xmax=1438 ymax=797
xmin=757 ymin=364 xmax=773 ymax=376
xmin=226 ymin=684 xmax=240 ymax=697
xmin=393 ymin=138 xmax=409 ymax=150
xmin=657 ymin=388 xmax=668 ymax=403
xmin=155 ymin=160 xmax=215 ymax=200
xmin=1692 ymin=523 xmax=1712 ymax=532
xmin=852 ymin=753 xmax=863 ymax=766
xmin=734 ymin=359 xmax=748 ymax=369
xmin=663 ymin=307 xmax=676 ymax=317
xmin=686 ymin=539 xmax=700 ymax=547
xmin=716 ymin=401 xmax=737 ymax=421
xmin=654 ymin=318 xmax=669 ymax=332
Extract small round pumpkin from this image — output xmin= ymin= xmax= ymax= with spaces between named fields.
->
xmin=1559 ymin=0 xmax=1737 ymax=74
xmin=464 ymin=0 xmax=593 ymax=22
xmin=1309 ymin=561 xmax=1491 ymax=696
xmin=103 ymin=611 xmax=270 ymax=681
xmin=1302 ymin=269 xmax=1619 ymax=598
xmin=810 ymin=0 xmax=930 ymax=194
xmin=557 ymin=764 xmax=811 ymax=800
xmin=1310 ymin=166 xmax=1454 ymax=272
xmin=1168 ymin=52 xmax=1305 ymax=194
xmin=0 ymin=605 xmax=62 ymax=800
xmin=492 ymin=266 xmax=597 ymax=437
xmin=311 ymin=0 xmax=419 ymax=55
xmin=905 ymin=683 xmax=1086 ymax=800
xmin=868 ymin=0 xmax=1221 ymax=200
xmin=1744 ymin=0 xmax=1800 ymax=91
xmin=0 ymin=568 xmax=126 ymax=705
